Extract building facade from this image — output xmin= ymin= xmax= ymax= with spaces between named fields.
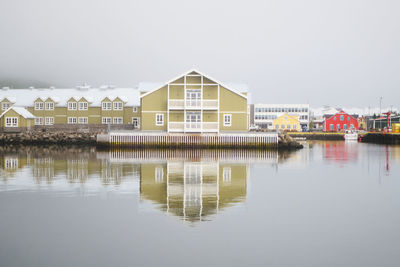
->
xmin=272 ymin=113 xmax=301 ymax=131
xmin=139 ymin=69 xmax=249 ymax=133
xmin=0 ymin=86 xmax=140 ymax=130
xmin=323 ymin=110 xmax=359 ymax=132
xmin=254 ymin=104 xmax=310 ymax=131
xmin=0 ymin=107 xmax=35 ymax=131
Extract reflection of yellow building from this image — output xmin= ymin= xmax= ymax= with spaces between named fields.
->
xmin=140 ymin=160 xmax=248 ymax=222
xmin=272 ymin=113 xmax=300 ymax=131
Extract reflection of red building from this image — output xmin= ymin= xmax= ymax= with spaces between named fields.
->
xmin=323 ymin=110 xmax=358 ymax=132
xmin=323 ymin=141 xmax=358 ymax=163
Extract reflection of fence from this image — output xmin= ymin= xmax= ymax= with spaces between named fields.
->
xmin=97 ymin=149 xmax=278 ymax=164
xmin=98 ymin=132 xmax=278 ymax=149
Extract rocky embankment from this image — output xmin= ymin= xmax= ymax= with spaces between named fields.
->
xmin=0 ymin=132 xmax=97 ymax=145
xmin=278 ymin=133 xmax=303 ymax=149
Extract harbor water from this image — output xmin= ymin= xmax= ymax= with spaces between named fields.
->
xmin=0 ymin=141 xmax=399 ymax=267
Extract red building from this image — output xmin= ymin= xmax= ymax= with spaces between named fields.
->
xmin=323 ymin=110 xmax=359 ymax=132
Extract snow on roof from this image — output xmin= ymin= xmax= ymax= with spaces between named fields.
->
xmin=0 ymin=87 xmax=140 ymax=107
xmin=139 ymin=68 xmax=248 ymax=99
xmin=0 ymin=107 xmax=35 ymax=119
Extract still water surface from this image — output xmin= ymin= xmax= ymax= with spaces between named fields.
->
xmin=0 ymin=141 xmax=399 ymax=267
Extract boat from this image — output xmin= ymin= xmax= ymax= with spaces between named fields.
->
xmin=344 ymin=130 xmax=358 ymax=141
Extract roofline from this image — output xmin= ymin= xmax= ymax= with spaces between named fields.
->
xmin=139 ymin=68 xmax=248 ymax=99
xmin=0 ymin=106 xmax=35 ymax=119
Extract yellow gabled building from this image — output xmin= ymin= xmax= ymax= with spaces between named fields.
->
xmin=272 ymin=113 xmax=300 ymax=131
xmin=139 ymin=69 xmax=249 ymax=133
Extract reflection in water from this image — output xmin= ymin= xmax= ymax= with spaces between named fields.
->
xmin=0 ymin=146 xmax=281 ymax=222
xmin=323 ymin=141 xmax=358 ymax=163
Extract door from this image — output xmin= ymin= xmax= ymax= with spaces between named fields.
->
xmin=185 ymin=112 xmax=201 ymax=130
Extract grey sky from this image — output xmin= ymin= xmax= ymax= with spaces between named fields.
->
xmin=0 ymin=0 xmax=399 ymax=107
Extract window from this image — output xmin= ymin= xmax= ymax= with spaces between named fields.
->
xmin=330 ymin=124 xmax=334 ymax=130
xmin=2 ymin=102 xmax=11 ymax=110
xmin=113 ymin=102 xmax=123 ymax=110
xmin=281 ymin=124 xmax=285 ymax=129
xmin=68 ymin=117 xmax=77 ymax=124
xmin=337 ymin=124 xmax=340 ymax=131
xmin=334 ymin=117 xmax=337 ymax=121
xmin=5 ymin=158 xmax=18 ymax=169
xmin=102 ymin=102 xmax=112 ymax=110
xmin=113 ymin=117 xmax=123 ymax=124
xmin=344 ymin=124 xmax=347 ymax=129
xmin=34 ymin=117 xmax=43 ymax=125
xmin=132 ymin=117 xmax=140 ymax=128
xmin=35 ymin=102 xmax=44 ymax=110
xmin=155 ymin=167 xmax=163 ymax=183
xmin=293 ymin=124 xmax=297 ymax=129
xmin=223 ymin=167 xmax=231 ymax=183
xmin=156 ymin=114 xmax=164 ymax=126
xmin=348 ymin=117 xmax=350 ymax=121
xmin=133 ymin=107 xmax=138 ymax=112
xmin=102 ymin=117 xmax=111 ymax=124
xmin=5 ymin=117 xmax=18 ymax=127
xmin=45 ymin=117 xmax=54 ymax=125
xmin=350 ymin=124 xmax=354 ymax=129
xmin=275 ymin=125 xmax=279 ymax=129
xmin=79 ymin=102 xmax=88 ymax=110
xmin=45 ymin=102 xmax=54 ymax=110
xmin=78 ymin=117 xmax=88 ymax=124
xmin=340 ymin=115 xmax=344 ymax=121
xmin=223 ymin=114 xmax=232 ymax=126
xmin=67 ymin=102 xmax=77 ymax=110
xmin=287 ymin=124 xmax=291 ymax=129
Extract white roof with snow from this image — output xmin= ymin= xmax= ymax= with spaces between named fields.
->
xmin=0 ymin=107 xmax=36 ymax=119
xmin=139 ymin=68 xmax=248 ymax=99
xmin=0 ymin=86 xmax=140 ymax=107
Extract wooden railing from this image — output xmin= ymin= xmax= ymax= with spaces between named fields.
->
xmin=168 ymin=99 xmax=218 ymax=110
xmin=168 ymin=122 xmax=218 ymax=132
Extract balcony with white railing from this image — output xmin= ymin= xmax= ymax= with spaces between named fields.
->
xmin=168 ymin=99 xmax=218 ymax=110
xmin=168 ymin=122 xmax=219 ymax=133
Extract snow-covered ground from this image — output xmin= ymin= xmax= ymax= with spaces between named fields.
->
xmin=311 ymin=106 xmax=398 ymax=117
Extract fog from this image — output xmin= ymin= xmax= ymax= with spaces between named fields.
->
xmin=0 ymin=0 xmax=399 ymax=107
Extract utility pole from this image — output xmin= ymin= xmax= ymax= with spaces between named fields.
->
xmin=379 ymin=97 xmax=383 ymax=116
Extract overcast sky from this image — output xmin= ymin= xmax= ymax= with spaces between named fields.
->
xmin=0 ymin=0 xmax=399 ymax=107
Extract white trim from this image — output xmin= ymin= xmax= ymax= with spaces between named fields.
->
xmin=67 ymin=117 xmax=77 ymax=124
xmin=78 ymin=117 xmax=88 ymax=124
xmin=139 ymin=68 xmax=247 ymax=99
xmin=113 ymin=117 xmax=123 ymax=124
xmin=78 ymin=102 xmax=88 ymax=110
xmin=34 ymin=102 xmax=44 ymax=110
xmin=45 ymin=117 xmax=54 ymax=125
xmin=219 ymin=111 xmax=246 ymax=114
xmin=67 ymin=102 xmax=77 ymax=110
xmin=45 ymin=102 xmax=54 ymax=110
xmin=113 ymin=101 xmax=123 ymax=110
xmin=102 ymin=117 xmax=111 ymax=124
xmin=141 ymin=111 xmax=168 ymax=113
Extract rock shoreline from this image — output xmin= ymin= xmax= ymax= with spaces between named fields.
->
xmin=0 ymin=132 xmax=97 ymax=145
xmin=278 ymin=133 xmax=304 ymax=149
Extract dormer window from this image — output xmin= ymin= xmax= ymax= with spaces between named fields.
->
xmin=2 ymin=102 xmax=11 ymax=110
xmin=79 ymin=102 xmax=88 ymax=110
xmin=45 ymin=102 xmax=54 ymax=110
xmin=35 ymin=102 xmax=44 ymax=110
xmin=133 ymin=107 xmax=138 ymax=113
xmin=102 ymin=102 xmax=112 ymax=110
xmin=113 ymin=102 xmax=123 ymax=110
xmin=68 ymin=102 xmax=77 ymax=110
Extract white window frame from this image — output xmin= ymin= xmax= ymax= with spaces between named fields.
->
xmin=67 ymin=102 xmax=77 ymax=110
xmin=113 ymin=117 xmax=123 ymax=124
xmin=34 ymin=117 xmax=43 ymax=125
xmin=5 ymin=117 xmax=18 ymax=127
xmin=132 ymin=117 xmax=140 ymax=127
xmin=34 ymin=102 xmax=44 ymax=110
xmin=45 ymin=102 xmax=54 ymax=110
xmin=113 ymin=102 xmax=123 ymax=110
xmin=78 ymin=117 xmax=88 ymax=124
xmin=223 ymin=114 xmax=232 ymax=127
xmin=2 ymin=102 xmax=11 ymax=110
xmin=156 ymin=114 xmax=164 ymax=126
xmin=45 ymin=117 xmax=54 ymax=125
xmin=78 ymin=102 xmax=88 ymax=110
xmin=133 ymin=107 xmax=138 ymax=113
xmin=102 ymin=102 xmax=112 ymax=110
xmin=102 ymin=117 xmax=111 ymax=124
xmin=67 ymin=117 xmax=77 ymax=124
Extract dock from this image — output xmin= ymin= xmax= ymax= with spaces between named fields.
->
xmin=97 ymin=131 xmax=278 ymax=149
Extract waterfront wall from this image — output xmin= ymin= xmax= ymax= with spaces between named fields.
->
xmin=0 ymin=131 xmax=97 ymax=145
xmin=287 ymin=132 xmax=345 ymax=140
xmin=360 ymin=133 xmax=400 ymax=145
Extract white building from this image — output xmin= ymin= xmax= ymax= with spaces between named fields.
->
xmin=254 ymin=104 xmax=310 ymax=130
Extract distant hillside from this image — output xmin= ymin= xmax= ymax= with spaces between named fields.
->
xmin=0 ymin=78 xmax=55 ymax=88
